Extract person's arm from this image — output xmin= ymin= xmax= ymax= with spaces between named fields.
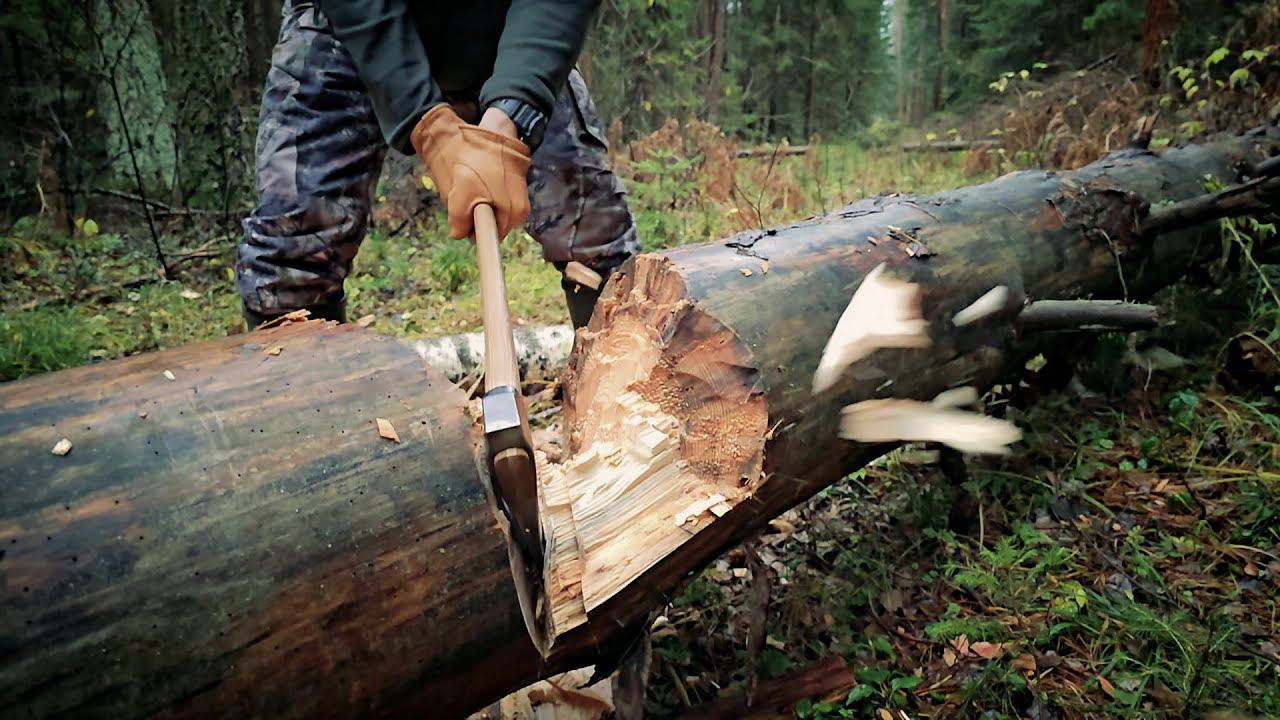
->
xmin=479 ymin=0 xmax=600 ymax=118
xmin=319 ymin=0 xmax=443 ymax=154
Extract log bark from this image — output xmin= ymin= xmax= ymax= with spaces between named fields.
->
xmin=2 ymin=131 xmax=1278 ymax=718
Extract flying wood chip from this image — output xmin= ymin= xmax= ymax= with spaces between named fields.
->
xmin=356 ymin=314 xmax=376 ymax=328
xmin=51 ymin=438 xmax=73 ymax=456
xmin=375 ymin=418 xmax=400 ymax=442
xmin=839 ymin=389 xmax=1021 ymax=455
xmin=265 ymin=345 xmax=283 ymax=356
xmin=953 ymin=285 xmax=1010 ymax=326
xmin=812 ymin=263 xmax=931 ymax=394
xmin=163 ymin=370 xmax=176 ymax=381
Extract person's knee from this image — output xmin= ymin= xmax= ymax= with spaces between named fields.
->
xmin=236 ymin=196 xmax=368 ymax=317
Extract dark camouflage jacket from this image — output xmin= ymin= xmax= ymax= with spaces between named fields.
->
xmin=318 ymin=0 xmax=599 ymax=154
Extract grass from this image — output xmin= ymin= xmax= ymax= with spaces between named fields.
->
xmin=0 ymin=141 xmax=982 ymax=381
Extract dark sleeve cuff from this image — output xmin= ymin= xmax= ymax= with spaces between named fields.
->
xmin=478 ymin=0 xmax=598 ymax=118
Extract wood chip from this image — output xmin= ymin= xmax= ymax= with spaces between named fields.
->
xmin=866 ymin=235 xmax=881 ymax=245
xmin=812 ymin=263 xmax=931 ymax=394
xmin=709 ymin=502 xmax=732 ymax=517
xmin=1012 ymin=653 xmax=1037 ymax=673
xmin=163 ymin=370 xmax=176 ymax=381
xmin=768 ymin=517 xmax=797 ymax=534
xmin=564 ymin=261 xmax=604 ymax=290
xmin=739 ymin=268 xmax=753 ymax=277
xmin=733 ymin=567 xmax=749 ymax=578
xmin=265 ymin=345 xmax=283 ymax=356
xmin=375 ymin=417 xmax=400 ymax=442
xmin=674 ymin=493 xmax=728 ymax=526
xmin=931 ymin=386 xmax=979 ymax=409
xmin=356 ymin=314 xmax=376 ymax=328
xmin=953 ymin=285 xmax=1010 ymax=326
xmin=759 ymin=261 xmax=770 ymax=274
xmin=138 ymin=409 xmax=148 ymax=419
xmin=179 ymin=289 xmax=201 ymax=300
xmin=51 ymin=438 xmax=73 ymax=456
xmin=840 ymin=398 xmax=1021 ymax=455
xmin=943 ymin=648 xmax=958 ymax=667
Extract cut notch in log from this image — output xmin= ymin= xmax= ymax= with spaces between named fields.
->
xmin=543 ymin=256 xmax=769 ymax=644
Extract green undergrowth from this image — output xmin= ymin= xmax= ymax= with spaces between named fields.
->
xmin=0 ymin=144 xmax=980 ymax=381
xmin=645 ymin=217 xmax=1279 ymax=718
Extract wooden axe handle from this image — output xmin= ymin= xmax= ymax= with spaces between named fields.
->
xmin=473 ymin=204 xmax=520 ymax=390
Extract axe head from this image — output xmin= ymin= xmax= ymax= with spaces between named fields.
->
xmin=481 ymin=385 xmax=544 ymax=571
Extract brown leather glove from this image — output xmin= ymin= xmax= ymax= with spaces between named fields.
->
xmin=410 ymin=104 xmax=465 ymax=200
xmin=445 ymin=125 xmax=531 ymax=240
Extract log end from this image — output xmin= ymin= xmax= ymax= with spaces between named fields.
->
xmin=542 ymin=256 xmax=768 ymax=643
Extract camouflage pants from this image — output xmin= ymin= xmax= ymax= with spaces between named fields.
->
xmin=236 ymin=0 xmax=639 ymax=317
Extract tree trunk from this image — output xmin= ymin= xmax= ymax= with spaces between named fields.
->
xmin=698 ymin=0 xmax=726 ymax=115
xmin=933 ymin=0 xmax=948 ymax=112
xmin=803 ymin=2 xmax=818 ymax=140
xmin=2 ymin=132 xmax=1278 ymax=718
xmin=894 ymin=0 xmax=906 ymax=124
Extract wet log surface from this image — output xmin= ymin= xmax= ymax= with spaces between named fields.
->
xmin=0 ymin=321 xmax=525 ymax=717
xmin=2 ymin=131 xmax=1278 ymax=718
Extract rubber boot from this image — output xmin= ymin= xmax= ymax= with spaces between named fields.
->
xmin=562 ymin=279 xmax=602 ymax=330
xmin=242 ymin=297 xmax=348 ymax=330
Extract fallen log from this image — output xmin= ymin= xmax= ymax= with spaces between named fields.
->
xmin=901 ymin=139 xmax=1000 ymax=153
xmin=413 ymin=323 xmax=574 ymax=383
xmin=2 ymin=130 xmax=1277 ymax=718
xmin=737 ymin=145 xmax=810 ymax=159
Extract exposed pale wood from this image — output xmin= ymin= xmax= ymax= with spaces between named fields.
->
xmin=548 ymin=267 xmax=768 ymax=638
xmin=487 ymin=667 xmax=613 ymax=720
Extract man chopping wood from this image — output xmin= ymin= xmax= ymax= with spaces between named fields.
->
xmin=235 ymin=0 xmax=639 ymax=330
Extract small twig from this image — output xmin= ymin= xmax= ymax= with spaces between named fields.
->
xmin=1250 ymin=154 xmax=1280 ymax=178
xmin=83 ymin=5 xmax=169 ymax=278
xmin=1016 ymin=300 xmax=1160 ymax=333
xmin=1142 ymin=175 xmax=1280 ymax=236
